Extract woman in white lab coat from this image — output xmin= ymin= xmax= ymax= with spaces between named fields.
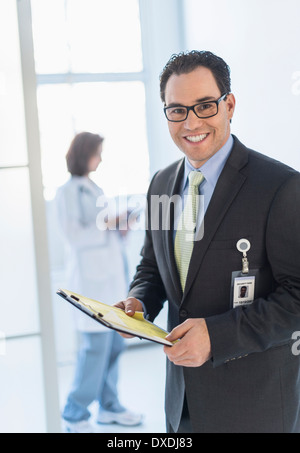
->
xmin=56 ymin=132 xmax=142 ymax=433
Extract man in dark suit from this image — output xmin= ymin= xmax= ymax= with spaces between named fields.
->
xmin=115 ymin=51 xmax=300 ymax=433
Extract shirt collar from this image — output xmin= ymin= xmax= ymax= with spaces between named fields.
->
xmin=182 ymin=134 xmax=234 ymax=191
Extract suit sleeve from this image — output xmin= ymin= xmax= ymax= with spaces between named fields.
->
xmin=206 ymin=173 xmax=300 ymax=367
xmin=127 ymin=173 xmax=167 ymax=321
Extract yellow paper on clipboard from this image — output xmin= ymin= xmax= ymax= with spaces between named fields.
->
xmin=56 ymin=288 xmax=173 ymax=347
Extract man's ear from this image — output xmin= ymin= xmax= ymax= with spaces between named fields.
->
xmin=227 ymin=93 xmax=236 ymax=123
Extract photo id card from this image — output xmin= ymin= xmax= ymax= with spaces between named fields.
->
xmin=231 ymin=271 xmax=257 ymax=308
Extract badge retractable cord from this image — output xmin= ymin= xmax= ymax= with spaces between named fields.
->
xmin=230 ymin=239 xmax=258 ymax=309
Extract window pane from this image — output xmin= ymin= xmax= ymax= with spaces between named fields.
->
xmin=0 ymin=0 xmax=27 ymax=166
xmin=0 ymin=337 xmax=46 ymax=433
xmin=72 ymin=82 xmax=149 ymax=195
xmin=0 ymin=168 xmax=40 ymax=337
xmin=36 ymin=84 xmax=74 ymax=199
xmin=31 ymin=0 xmax=143 ymax=74
xmin=37 ymin=82 xmax=150 ymax=198
xmin=68 ymin=0 xmax=143 ymax=73
xmin=30 ymin=0 xmax=70 ymax=74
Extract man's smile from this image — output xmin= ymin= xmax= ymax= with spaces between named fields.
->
xmin=184 ymin=133 xmax=209 ymax=144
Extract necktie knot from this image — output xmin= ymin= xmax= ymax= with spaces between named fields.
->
xmin=188 ymin=171 xmax=204 ymax=189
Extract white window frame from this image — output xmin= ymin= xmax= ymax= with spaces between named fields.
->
xmin=16 ymin=0 xmax=61 ymax=433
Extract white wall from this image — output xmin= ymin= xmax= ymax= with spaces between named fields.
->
xmin=183 ymin=0 xmax=300 ymax=170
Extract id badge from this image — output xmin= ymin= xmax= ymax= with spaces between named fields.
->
xmin=231 ymin=270 xmax=258 ymax=308
xmin=231 ymin=239 xmax=258 ymax=309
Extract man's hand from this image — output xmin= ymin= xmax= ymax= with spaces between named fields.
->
xmin=113 ymin=297 xmax=144 ymax=339
xmin=163 ymin=318 xmax=212 ymax=367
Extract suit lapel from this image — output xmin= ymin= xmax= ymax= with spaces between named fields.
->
xmin=162 ymin=159 xmax=185 ymax=301
xmin=183 ymin=138 xmax=249 ymax=300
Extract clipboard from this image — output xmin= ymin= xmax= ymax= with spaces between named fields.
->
xmin=56 ymin=289 xmax=173 ymax=347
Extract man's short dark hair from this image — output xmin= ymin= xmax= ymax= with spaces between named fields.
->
xmin=160 ymin=50 xmax=232 ymax=103
xmin=66 ymin=131 xmax=104 ymax=176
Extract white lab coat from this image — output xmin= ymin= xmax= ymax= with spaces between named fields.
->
xmin=55 ymin=176 xmax=128 ymax=332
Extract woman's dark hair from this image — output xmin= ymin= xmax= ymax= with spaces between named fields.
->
xmin=66 ymin=132 xmax=104 ymax=176
xmin=160 ymin=50 xmax=231 ymax=103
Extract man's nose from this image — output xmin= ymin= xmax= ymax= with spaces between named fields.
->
xmin=184 ymin=109 xmax=204 ymax=129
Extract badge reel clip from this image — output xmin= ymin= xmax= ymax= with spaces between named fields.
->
xmin=236 ymin=239 xmax=251 ymax=274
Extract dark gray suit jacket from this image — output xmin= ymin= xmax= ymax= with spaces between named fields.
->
xmin=128 ymin=136 xmax=300 ymax=433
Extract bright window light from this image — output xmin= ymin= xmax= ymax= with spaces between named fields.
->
xmin=31 ymin=0 xmax=143 ymax=74
xmin=37 ymin=81 xmax=149 ymax=198
xmin=31 ymin=0 xmax=149 ymax=200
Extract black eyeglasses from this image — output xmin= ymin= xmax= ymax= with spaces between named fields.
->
xmin=164 ymin=93 xmax=229 ymax=122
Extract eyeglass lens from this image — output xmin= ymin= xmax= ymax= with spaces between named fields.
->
xmin=166 ymin=101 xmax=218 ymax=121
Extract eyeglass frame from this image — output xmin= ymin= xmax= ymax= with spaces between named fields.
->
xmin=163 ymin=93 xmax=230 ymax=122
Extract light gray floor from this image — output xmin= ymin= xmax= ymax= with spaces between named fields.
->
xmin=58 ymin=342 xmax=167 ymax=433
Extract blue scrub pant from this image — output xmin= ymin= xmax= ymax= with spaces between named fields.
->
xmin=62 ymin=331 xmax=126 ymax=422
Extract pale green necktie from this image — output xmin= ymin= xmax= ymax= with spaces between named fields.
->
xmin=174 ymin=171 xmax=204 ymax=291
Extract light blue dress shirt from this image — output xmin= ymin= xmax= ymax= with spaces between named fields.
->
xmin=174 ymin=134 xmax=234 ymax=239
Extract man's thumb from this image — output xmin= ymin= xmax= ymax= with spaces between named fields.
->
xmin=124 ymin=299 xmax=136 ymax=316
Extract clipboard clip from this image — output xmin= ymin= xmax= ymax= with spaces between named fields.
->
xmin=57 ymin=289 xmax=107 ymax=322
